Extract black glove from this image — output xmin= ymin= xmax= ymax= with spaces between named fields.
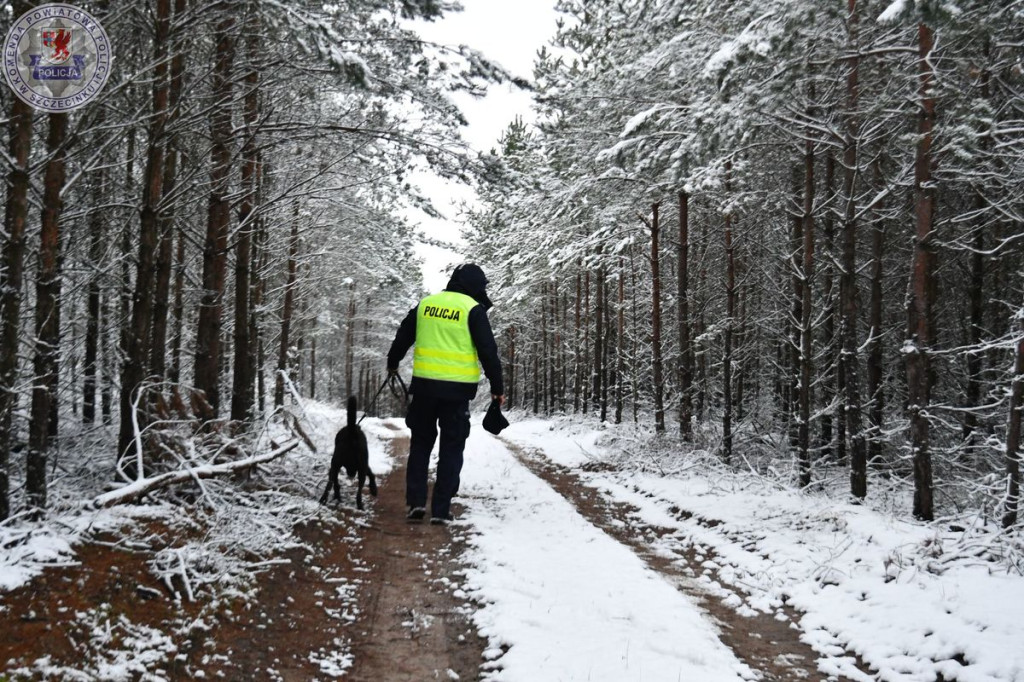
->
xmin=483 ymin=398 xmax=509 ymax=435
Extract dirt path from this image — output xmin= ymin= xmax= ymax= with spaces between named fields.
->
xmin=505 ymin=441 xmax=871 ymax=682
xmin=0 ymin=433 xmax=484 ymax=681
xmin=344 ymin=433 xmax=484 ymax=681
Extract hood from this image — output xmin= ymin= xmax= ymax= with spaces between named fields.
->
xmin=445 ymin=263 xmax=493 ymax=310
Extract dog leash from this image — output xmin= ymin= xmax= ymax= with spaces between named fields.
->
xmin=358 ymin=372 xmax=409 ymax=424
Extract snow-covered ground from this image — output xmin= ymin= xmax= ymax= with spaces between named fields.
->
xmin=456 ymin=420 xmax=756 ymax=681
xmin=0 ymin=401 xmax=396 ymax=680
xmin=465 ymin=416 xmax=1024 ymax=682
xmin=4 ymin=405 xmax=1022 ymax=681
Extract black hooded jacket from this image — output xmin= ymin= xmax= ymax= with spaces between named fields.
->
xmin=387 ymin=264 xmax=504 ymax=401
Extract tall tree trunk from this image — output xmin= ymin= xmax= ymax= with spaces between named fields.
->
xmin=82 ymin=108 xmax=108 ymax=425
xmin=119 ymin=129 xmax=136 ymax=375
xmin=573 ymin=270 xmax=581 ymax=413
xmin=789 ymin=166 xmax=804 ymax=455
xmin=150 ymin=0 xmax=187 ymax=380
xmin=310 ymin=335 xmax=317 ymax=400
xmin=962 ymin=59 xmax=990 ymax=449
xmin=601 ymin=283 xmax=611 ymax=420
xmin=678 ymin=191 xmax=693 ymax=440
xmin=629 ymin=245 xmax=639 ymax=424
xmin=867 ymin=159 xmax=886 ymax=467
xmin=345 ymin=290 xmax=355 ymax=398
xmin=169 ymin=225 xmax=186 ymax=384
xmin=799 ymin=134 xmax=816 ymax=488
xmin=507 ymin=325 xmax=516 ymax=407
xmin=27 ymin=113 xmax=69 ymax=512
xmin=696 ymin=218 xmax=708 ymax=422
xmin=552 ymin=281 xmax=561 ymax=411
xmin=593 ymin=251 xmax=605 ymax=418
xmin=723 ymin=186 xmax=736 ymax=464
xmin=820 ymin=154 xmax=836 ymax=459
xmin=843 ymin=0 xmax=868 ymax=499
xmin=231 ymin=18 xmax=261 ymax=422
xmin=150 ymin=147 xmax=176 ymax=378
xmin=541 ymin=282 xmax=549 ymax=413
xmin=101 ymin=289 xmax=114 ymax=424
xmin=651 ymin=203 xmax=665 ymax=433
xmin=1002 ymin=297 xmax=1024 ymax=528
xmin=582 ymin=270 xmax=591 ymax=414
xmin=250 ymin=205 xmax=267 ymax=413
xmin=907 ymin=21 xmax=937 ymax=521
xmin=275 ymin=215 xmax=299 ymax=407
xmin=194 ymin=13 xmax=236 ymax=417
xmin=119 ymin=0 xmax=172 ymax=461
xmin=616 ymin=260 xmax=625 ymax=425
xmin=0 ymin=87 xmax=34 ymax=520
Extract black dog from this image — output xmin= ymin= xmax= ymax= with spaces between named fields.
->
xmin=319 ymin=396 xmax=378 ymax=510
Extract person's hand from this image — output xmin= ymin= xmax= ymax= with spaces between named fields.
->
xmin=492 ymin=394 xmax=506 ymax=407
xmin=387 ymin=367 xmax=398 ymax=377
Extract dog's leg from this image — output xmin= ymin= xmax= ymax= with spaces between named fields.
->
xmin=333 ymin=469 xmax=342 ymax=502
xmin=318 ymin=474 xmax=332 ymax=505
xmin=368 ymin=470 xmax=378 ymax=497
xmin=356 ymin=471 xmax=366 ymax=510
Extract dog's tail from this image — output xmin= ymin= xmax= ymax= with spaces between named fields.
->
xmin=347 ymin=396 xmax=357 ymax=427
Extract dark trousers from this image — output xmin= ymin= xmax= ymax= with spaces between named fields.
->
xmin=405 ymin=397 xmax=471 ymax=519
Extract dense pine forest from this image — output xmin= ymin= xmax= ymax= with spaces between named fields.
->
xmin=2 ymin=0 xmax=1023 ymax=531
xmin=0 ymin=0 xmax=501 ymax=521
xmin=466 ymin=0 xmax=1024 ymax=524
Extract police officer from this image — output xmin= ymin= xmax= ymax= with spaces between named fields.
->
xmin=387 ymin=263 xmax=504 ymax=524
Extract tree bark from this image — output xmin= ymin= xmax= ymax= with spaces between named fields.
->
xmin=552 ymin=281 xmax=561 ymax=411
xmin=820 ymin=154 xmax=836 ymax=460
xmin=593 ymin=250 xmax=605 ymax=419
xmin=150 ymin=0 xmax=187 ymax=380
xmin=907 ymin=21 xmax=937 ymax=521
xmin=678 ymin=191 xmax=693 ymax=440
xmin=169 ymin=224 xmax=186 ymax=384
xmin=651 ymin=203 xmax=665 ymax=433
xmin=27 ymin=113 xmax=69 ymax=512
xmin=231 ymin=17 xmax=261 ymax=422
xmin=194 ymin=13 xmax=236 ymax=417
xmin=799 ymin=134 xmax=816 ymax=488
xmin=573 ymin=270 xmax=581 ymax=413
xmin=843 ymin=0 xmax=868 ymax=500
xmin=275 ymin=215 xmax=299 ymax=408
xmin=616 ymin=260 xmax=625 ymax=425
xmin=541 ymin=282 xmax=549 ymax=413
xmin=723 ymin=185 xmax=736 ymax=464
xmin=119 ymin=128 xmax=136 ymax=375
xmin=1002 ymin=299 xmax=1024 ymax=528
xmin=83 ymin=110 xmax=108 ymax=426
xmin=867 ymin=159 xmax=886 ymax=467
xmin=962 ymin=60 xmax=990 ymax=449
xmin=0 ymin=86 xmax=34 ymax=520
xmin=582 ymin=270 xmax=591 ymax=413
xmin=789 ymin=165 xmax=803 ymax=456
xmin=345 ymin=289 xmax=355 ymax=398
xmin=119 ymin=0 xmax=172 ymax=461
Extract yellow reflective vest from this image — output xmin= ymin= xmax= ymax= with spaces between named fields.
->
xmin=412 ymin=291 xmax=481 ymax=384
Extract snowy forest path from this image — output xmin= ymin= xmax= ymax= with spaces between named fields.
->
xmin=345 ymin=431 xmax=484 ymax=681
xmin=502 ymin=441 xmax=866 ymax=682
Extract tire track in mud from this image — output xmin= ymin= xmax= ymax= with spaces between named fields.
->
xmin=505 ymin=441 xmax=873 ymax=682
xmin=344 ymin=431 xmax=485 ymax=682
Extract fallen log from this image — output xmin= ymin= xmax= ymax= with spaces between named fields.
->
xmin=91 ymin=439 xmax=300 ymax=509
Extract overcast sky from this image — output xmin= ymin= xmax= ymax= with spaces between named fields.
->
xmin=407 ymin=0 xmax=561 ymax=291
